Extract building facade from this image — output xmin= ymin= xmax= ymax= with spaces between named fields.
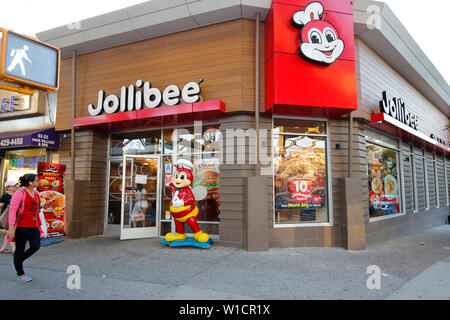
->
xmin=35 ymin=0 xmax=449 ymax=250
xmin=0 ymin=88 xmax=59 ymax=193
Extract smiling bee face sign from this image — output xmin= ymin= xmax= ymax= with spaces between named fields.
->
xmin=264 ymin=0 xmax=357 ymax=118
xmin=291 ymin=1 xmax=345 ymax=65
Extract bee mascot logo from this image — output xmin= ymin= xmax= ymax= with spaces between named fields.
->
xmin=291 ymin=1 xmax=345 ymax=65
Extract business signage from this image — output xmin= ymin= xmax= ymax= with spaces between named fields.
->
xmin=430 ymin=134 xmax=449 ymax=147
xmin=0 ymin=28 xmax=60 ymax=92
xmin=88 ymin=79 xmax=202 ymax=116
xmin=379 ymin=91 xmax=419 ymax=130
xmin=37 ymin=162 xmax=66 ymax=238
xmin=0 ymin=88 xmax=43 ymax=119
xmin=290 ymin=1 xmax=345 ymax=65
xmin=0 ymin=128 xmax=59 ymax=149
xmin=265 ymin=0 xmax=357 ymax=118
xmin=0 ymin=91 xmax=31 ymax=112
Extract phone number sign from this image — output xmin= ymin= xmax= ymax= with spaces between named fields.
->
xmin=0 ymin=129 xmax=59 ymax=149
xmin=0 ymin=137 xmax=25 ymax=147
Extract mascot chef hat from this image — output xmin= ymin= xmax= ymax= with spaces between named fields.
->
xmin=175 ymin=159 xmax=194 ymax=171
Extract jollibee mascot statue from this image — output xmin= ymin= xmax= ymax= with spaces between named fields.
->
xmin=163 ymin=159 xmax=210 ymax=246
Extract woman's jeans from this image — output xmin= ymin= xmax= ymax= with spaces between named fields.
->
xmin=14 ymin=227 xmax=40 ymax=277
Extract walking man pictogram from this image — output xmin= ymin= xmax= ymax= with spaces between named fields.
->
xmin=7 ymin=45 xmax=32 ymax=76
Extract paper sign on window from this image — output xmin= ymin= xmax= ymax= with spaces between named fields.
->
xmin=135 ymin=174 xmax=147 ymax=184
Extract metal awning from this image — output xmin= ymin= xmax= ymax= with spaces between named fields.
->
xmin=370 ymin=113 xmax=449 ymax=155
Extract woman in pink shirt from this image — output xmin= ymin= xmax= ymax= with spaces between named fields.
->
xmin=7 ymin=174 xmax=42 ymax=283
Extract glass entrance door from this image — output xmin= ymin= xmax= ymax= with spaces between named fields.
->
xmin=120 ymin=155 xmax=160 ymax=240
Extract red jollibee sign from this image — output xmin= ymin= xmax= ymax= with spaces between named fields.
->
xmin=265 ymin=0 xmax=358 ymax=118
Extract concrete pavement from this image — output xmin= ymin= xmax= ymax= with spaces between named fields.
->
xmin=0 ymin=224 xmax=449 ymax=300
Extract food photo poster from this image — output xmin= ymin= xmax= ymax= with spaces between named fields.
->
xmin=37 ymin=162 xmax=66 ymax=237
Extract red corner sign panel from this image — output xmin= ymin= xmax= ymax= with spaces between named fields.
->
xmin=265 ymin=0 xmax=358 ymax=118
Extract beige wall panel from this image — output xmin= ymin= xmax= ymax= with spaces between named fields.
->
xmin=355 ymin=37 xmax=448 ymax=141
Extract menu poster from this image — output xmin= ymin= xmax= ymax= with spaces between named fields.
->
xmin=193 ymin=158 xmax=220 ymax=200
xmin=37 ymin=162 xmax=66 ymax=237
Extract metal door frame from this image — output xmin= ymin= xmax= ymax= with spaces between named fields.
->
xmin=120 ymin=154 xmax=161 ymax=240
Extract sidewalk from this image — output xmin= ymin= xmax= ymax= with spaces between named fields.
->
xmin=0 ymin=225 xmax=449 ymax=300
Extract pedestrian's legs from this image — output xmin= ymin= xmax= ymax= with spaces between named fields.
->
xmin=1 ymin=234 xmax=9 ymax=251
xmin=22 ymin=228 xmax=40 ymax=262
xmin=13 ymin=228 xmax=29 ymax=277
xmin=10 ymin=241 xmax=16 ymax=253
xmin=13 ymin=228 xmax=40 ymax=277
xmin=141 ymin=208 xmax=146 ymax=228
xmin=1 ymin=234 xmax=16 ymax=253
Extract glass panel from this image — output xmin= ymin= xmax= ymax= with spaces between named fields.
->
xmin=111 ymin=131 xmax=162 ymax=156
xmin=184 ymin=223 xmax=219 ymax=236
xmin=5 ymin=149 xmax=46 ymax=187
xmin=122 ymin=158 xmax=134 ymax=228
xmin=366 ymin=142 xmax=401 ymax=218
xmin=163 ymin=130 xmax=174 ymax=154
xmin=123 ymin=158 xmax=158 ymax=229
xmin=185 ymin=154 xmax=220 ymax=223
xmin=160 ymin=222 xmax=172 ymax=237
xmin=107 ymin=161 xmax=131 ymax=225
xmin=175 ymin=127 xmax=196 ymax=154
xmin=273 ymin=133 xmax=328 ymax=225
xmin=203 ymin=126 xmax=222 ymax=153
xmin=273 ymin=119 xmax=326 ymax=135
xmin=194 ymin=156 xmax=220 ymax=222
xmin=365 ymin=129 xmax=399 ymax=150
xmin=166 ymin=125 xmax=221 ymax=155
xmin=162 ymin=153 xmax=221 ymax=235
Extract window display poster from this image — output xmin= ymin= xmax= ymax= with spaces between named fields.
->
xmin=37 ymin=162 xmax=66 ymax=237
xmin=193 ymin=158 xmax=220 ymax=201
xmin=274 ymin=149 xmax=327 ymax=210
xmin=367 ymin=143 xmax=400 ymax=217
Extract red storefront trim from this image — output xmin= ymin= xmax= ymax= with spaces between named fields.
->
xmin=370 ymin=113 xmax=450 ymax=155
xmin=73 ymin=100 xmax=225 ymax=132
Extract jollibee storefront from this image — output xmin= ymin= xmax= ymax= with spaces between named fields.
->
xmin=37 ymin=0 xmax=449 ymax=250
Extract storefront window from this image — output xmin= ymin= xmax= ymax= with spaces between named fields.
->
xmin=167 ymin=125 xmax=221 ymax=155
xmin=366 ymin=142 xmax=401 ymax=218
xmin=3 ymin=149 xmax=46 ymax=189
xmin=107 ymin=125 xmax=221 ymax=237
xmin=273 ymin=120 xmax=329 ymax=225
xmin=111 ymin=131 xmax=162 ymax=156
xmin=161 ymin=153 xmax=220 ymax=236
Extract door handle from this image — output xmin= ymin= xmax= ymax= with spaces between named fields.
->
xmin=124 ymin=192 xmax=128 ymax=204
